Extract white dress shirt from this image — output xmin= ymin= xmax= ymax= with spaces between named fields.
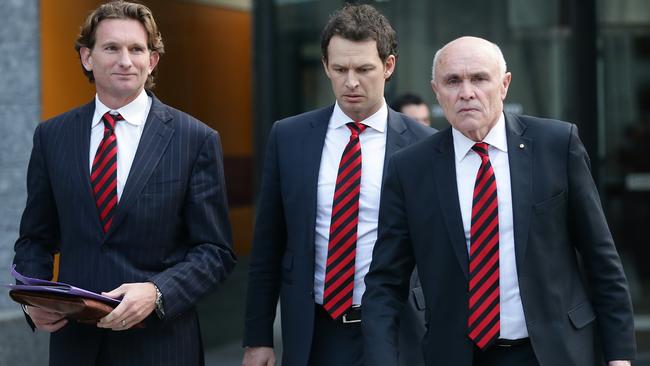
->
xmin=314 ymin=101 xmax=388 ymax=305
xmin=89 ymin=90 xmax=151 ymax=201
xmin=452 ymin=113 xmax=528 ymax=339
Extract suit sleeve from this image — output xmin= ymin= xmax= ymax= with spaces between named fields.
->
xmin=242 ymin=123 xmax=286 ymax=347
xmin=149 ymin=130 xmax=236 ymax=320
xmin=566 ymin=124 xmax=636 ymax=361
xmin=13 ymin=124 xmax=61 ymax=331
xmin=14 ymin=123 xmax=60 ymax=281
xmin=362 ymin=156 xmax=416 ymax=366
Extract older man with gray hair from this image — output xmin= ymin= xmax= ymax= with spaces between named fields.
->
xmin=362 ymin=36 xmax=635 ymax=366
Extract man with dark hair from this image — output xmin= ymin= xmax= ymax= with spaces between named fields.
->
xmin=392 ymin=93 xmax=431 ymax=126
xmin=362 ymin=36 xmax=635 ymax=366
xmin=13 ymin=1 xmax=236 ymax=365
xmin=243 ymin=4 xmax=433 ymax=366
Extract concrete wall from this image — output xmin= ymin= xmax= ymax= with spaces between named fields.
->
xmin=0 ymin=0 xmax=48 ymax=363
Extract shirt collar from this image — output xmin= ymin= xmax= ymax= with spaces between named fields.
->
xmin=452 ymin=112 xmax=508 ymax=163
xmin=330 ymin=99 xmax=387 ymax=133
xmin=91 ymin=89 xmax=151 ymax=128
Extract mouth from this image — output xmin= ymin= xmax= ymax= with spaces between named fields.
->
xmin=343 ymin=94 xmax=363 ymax=102
xmin=458 ymin=107 xmax=479 ymax=113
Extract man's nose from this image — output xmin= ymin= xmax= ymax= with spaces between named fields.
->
xmin=345 ymin=71 xmax=359 ymax=89
xmin=117 ymin=49 xmax=133 ymax=68
xmin=459 ymin=80 xmax=475 ymax=100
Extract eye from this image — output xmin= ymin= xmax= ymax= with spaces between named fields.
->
xmin=472 ymin=75 xmax=489 ymax=82
xmin=446 ymin=77 xmax=460 ymax=85
xmin=131 ymin=46 xmax=146 ymax=53
xmin=105 ymin=45 xmax=117 ymax=52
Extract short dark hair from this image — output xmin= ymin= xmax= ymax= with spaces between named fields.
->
xmin=391 ymin=93 xmax=425 ymax=112
xmin=321 ymin=4 xmax=397 ymax=64
xmin=75 ymin=1 xmax=165 ymax=89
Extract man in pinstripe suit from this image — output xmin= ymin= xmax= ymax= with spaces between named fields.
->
xmin=13 ymin=2 xmax=236 ymax=365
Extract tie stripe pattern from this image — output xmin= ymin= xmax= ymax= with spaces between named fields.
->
xmin=468 ymin=142 xmax=500 ymax=349
xmin=323 ymin=122 xmax=367 ymax=319
xmin=91 ymin=112 xmax=123 ymax=233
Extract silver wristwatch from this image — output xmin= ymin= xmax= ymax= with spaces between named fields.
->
xmin=153 ymin=284 xmax=165 ymax=318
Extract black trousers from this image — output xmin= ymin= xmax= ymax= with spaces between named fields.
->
xmin=473 ymin=339 xmax=539 ymax=366
xmin=308 ymin=305 xmax=363 ymax=366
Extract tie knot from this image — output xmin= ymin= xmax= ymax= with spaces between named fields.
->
xmin=102 ymin=112 xmax=124 ymax=131
xmin=472 ymin=142 xmax=489 ymax=158
xmin=346 ymin=122 xmax=367 ymax=137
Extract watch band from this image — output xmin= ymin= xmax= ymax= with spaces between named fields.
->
xmin=153 ymin=284 xmax=165 ymax=318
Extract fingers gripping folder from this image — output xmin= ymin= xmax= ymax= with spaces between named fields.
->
xmin=5 ymin=265 xmax=143 ymax=327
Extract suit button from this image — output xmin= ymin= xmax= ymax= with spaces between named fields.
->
xmin=100 ymin=245 xmax=108 ymax=253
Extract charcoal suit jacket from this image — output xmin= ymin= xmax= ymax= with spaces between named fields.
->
xmin=362 ymin=113 xmax=636 ymax=365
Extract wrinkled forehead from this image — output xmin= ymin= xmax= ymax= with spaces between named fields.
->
xmin=436 ymin=42 xmax=500 ymax=79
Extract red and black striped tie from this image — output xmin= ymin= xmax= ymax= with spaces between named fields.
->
xmin=468 ymin=142 xmax=500 ymax=349
xmin=323 ymin=122 xmax=367 ymax=319
xmin=91 ymin=112 xmax=122 ymax=233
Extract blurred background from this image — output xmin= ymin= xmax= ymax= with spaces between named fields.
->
xmin=0 ymin=0 xmax=648 ymax=364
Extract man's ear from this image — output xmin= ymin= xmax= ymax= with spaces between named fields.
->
xmin=384 ymin=54 xmax=396 ymax=79
xmin=430 ymin=80 xmax=439 ymax=99
xmin=148 ymin=51 xmax=160 ymax=74
xmin=80 ymin=47 xmax=93 ymax=72
xmin=500 ymin=72 xmax=512 ymax=100
xmin=322 ymin=57 xmax=331 ymax=79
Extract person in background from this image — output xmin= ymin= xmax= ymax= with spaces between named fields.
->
xmin=391 ymin=92 xmax=431 ymax=127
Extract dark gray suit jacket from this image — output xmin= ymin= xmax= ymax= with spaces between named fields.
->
xmin=362 ymin=114 xmax=636 ymax=366
xmin=14 ymin=92 xmax=237 ymax=366
xmin=243 ymin=105 xmax=434 ymax=366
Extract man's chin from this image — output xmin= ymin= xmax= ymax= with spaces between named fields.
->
xmin=448 ymin=118 xmax=478 ymax=131
xmin=338 ymin=103 xmax=362 ymax=117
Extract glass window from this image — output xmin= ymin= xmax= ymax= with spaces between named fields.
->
xmin=598 ymin=0 xmax=650 ymax=314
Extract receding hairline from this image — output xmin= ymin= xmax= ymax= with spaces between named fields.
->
xmin=431 ymin=37 xmax=507 ymax=82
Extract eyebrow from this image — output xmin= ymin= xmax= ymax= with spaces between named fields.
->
xmin=443 ymin=71 xmax=491 ymax=80
xmin=98 ymin=40 xmax=147 ymax=48
xmin=470 ymin=71 xmax=491 ymax=79
xmin=331 ymin=63 xmax=376 ymax=69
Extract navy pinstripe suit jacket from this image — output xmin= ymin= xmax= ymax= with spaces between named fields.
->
xmin=14 ymin=92 xmax=236 ymax=366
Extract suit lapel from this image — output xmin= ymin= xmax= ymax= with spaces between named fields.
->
xmin=433 ymin=128 xmax=470 ymax=278
xmin=303 ymin=106 xmax=332 ymax=259
xmin=73 ymin=100 xmax=104 ymax=231
xmin=505 ymin=114 xmax=533 ymax=269
xmin=383 ymin=108 xmax=409 ymax=179
xmin=105 ymin=94 xmax=174 ymax=239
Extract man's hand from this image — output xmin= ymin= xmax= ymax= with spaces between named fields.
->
xmin=97 ymin=282 xmax=157 ymax=331
xmin=609 ymin=361 xmax=631 ymax=366
xmin=25 ymin=306 xmax=67 ymax=332
xmin=242 ymin=346 xmax=276 ymax=366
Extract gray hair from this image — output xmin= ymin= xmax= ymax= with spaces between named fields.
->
xmin=431 ymin=38 xmax=507 ymax=81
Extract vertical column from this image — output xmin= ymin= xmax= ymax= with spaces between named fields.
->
xmin=569 ymin=0 xmax=599 ymax=182
xmin=0 ymin=0 xmax=48 ymax=364
xmin=252 ymin=0 xmax=276 ymax=195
